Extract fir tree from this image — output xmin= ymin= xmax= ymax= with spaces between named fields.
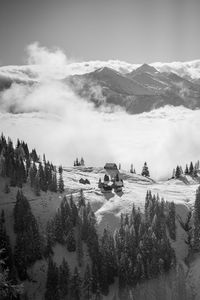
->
xmin=45 ymin=257 xmax=59 ymax=300
xmin=34 ymin=171 xmax=41 ymax=196
xmin=185 ymin=164 xmax=189 ymax=175
xmin=3 ymin=183 xmax=10 ymax=194
xmin=77 ymin=224 xmax=84 ymax=267
xmin=175 ymin=166 xmax=181 ymax=179
xmin=54 ymin=211 xmax=64 ymax=244
xmin=78 ymin=189 xmax=86 ymax=209
xmin=70 ymin=267 xmax=82 ymax=300
xmin=1 ymin=210 xmax=5 ymax=224
xmin=189 ymin=162 xmax=194 ymax=176
xmin=58 ymin=172 xmax=64 ymax=193
xmin=82 ymin=264 xmax=92 ymax=300
xmin=66 ymin=228 xmax=76 ymax=252
xmin=193 ymin=186 xmax=200 ymax=251
xmin=141 ymin=162 xmax=150 ymax=177
xmin=29 ymin=162 xmax=37 ymax=187
xmin=58 ymin=258 xmax=70 ymax=300
xmin=130 ymin=164 xmax=133 ymax=173
xmin=13 ymin=191 xmax=42 ymax=278
xmin=166 ymin=202 xmax=176 ymax=240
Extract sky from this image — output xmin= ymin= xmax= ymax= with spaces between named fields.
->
xmin=0 ymin=0 xmax=200 ymax=66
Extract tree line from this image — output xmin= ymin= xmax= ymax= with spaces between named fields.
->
xmin=172 ymin=160 xmax=200 ymax=179
xmin=0 ymin=134 xmax=65 ymax=195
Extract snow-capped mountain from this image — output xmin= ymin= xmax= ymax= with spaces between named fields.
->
xmin=1 ymin=60 xmax=200 ymax=114
xmin=68 ymin=63 xmax=200 ymax=114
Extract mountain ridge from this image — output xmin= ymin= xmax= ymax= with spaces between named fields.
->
xmin=1 ymin=61 xmax=200 ymax=114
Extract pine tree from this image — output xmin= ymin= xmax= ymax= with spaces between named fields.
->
xmin=13 ymin=190 xmax=42 ymax=278
xmin=1 ymin=210 xmax=5 ymax=224
xmin=78 ymin=189 xmax=86 ymax=209
xmin=38 ymin=162 xmax=47 ymax=192
xmin=66 ymin=228 xmax=76 ymax=252
xmin=82 ymin=264 xmax=92 ymax=300
xmin=0 ymin=219 xmax=14 ymax=279
xmin=3 ymin=182 xmax=10 ymax=194
xmin=54 ymin=211 xmax=64 ymax=244
xmin=166 ymin=202 xmax=176 ymax=240
xmin=130 ymin=164 xmax=133 ymax=173
xmin=70 ymin=267 xmax=82 ymax=300
xmin=193 ymin=186 xmax=200 ymax=251
xmin=80 ymin=158 xmax=85 ymax=166
xmin=34 ymin=171 xmax=41 ymax=196
xmin=185 ymin=164 xmax=189 ymax=175
xmin=29 ymin=162 xmax=37 ymax=187
xmin=189 ymin=162 xmax=194 ymax=176
xmin=58 ymin=258 xmax=70 ymax=300
xmin=175 ymin=166 xmax=181 ymax=179
xmin=50 ymin=172 xmax=57 ymax=192
xmin=58 ymin=172 xmax=64 ymax=193
xmin=141 ymin=162 xmax=150 ymax=177
xmin=77 ymin=224 xmax=84 ymax=267
xmin=179 ymin=166 xmax=183 ymax=175
xmin=45 ymin=257 xmax=59 ymax=300
xmin=0 ymin=246 xmax=22 ymax=299
xmin=194 ymin=165 xmax=198 ymax=178
xmin=30 ymin=149 xmax=39 ymax=163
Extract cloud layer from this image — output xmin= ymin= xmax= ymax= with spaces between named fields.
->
xmin=0 ymin=43 xmax=200 ymax=179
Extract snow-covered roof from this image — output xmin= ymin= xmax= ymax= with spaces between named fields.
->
xmin=104 ymin=163 xmax=118 ymax=170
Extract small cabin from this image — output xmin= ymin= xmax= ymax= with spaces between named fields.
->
xmin=98 ymin=163 xmax=123 ymax=193
xmin=104 ymin=163 xmax=119 ymax=180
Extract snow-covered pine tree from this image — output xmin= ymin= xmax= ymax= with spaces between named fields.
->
xmin=141 ymin=162 xmax=150 ymax=177
xmin=175 ymin=166 xmax=181 ymax=178
xmin=185 ymin=164 xmax=189 ymax=175
xmin=189 ymin=162 xmax=194 ymax=176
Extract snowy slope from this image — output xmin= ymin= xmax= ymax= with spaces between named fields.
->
xmin=1 ymin=166 xmax=199 ymax=299
xmin=61 ymin=167 xmax=198 ymax=234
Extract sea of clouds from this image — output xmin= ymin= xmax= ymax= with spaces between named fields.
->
xmin=0 ymin=43 xmax=200 ymax=179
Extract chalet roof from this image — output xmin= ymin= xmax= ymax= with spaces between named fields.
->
xmin=104 ymin=163 xmax=118 ymax=170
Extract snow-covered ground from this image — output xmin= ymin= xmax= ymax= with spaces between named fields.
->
xmin=62 ymin=166 xmax=197 ymax=234
xmin=1 ymin=166 xmax=200 ymax=299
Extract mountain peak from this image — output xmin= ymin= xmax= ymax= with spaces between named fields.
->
xmin=135 ymin=63 xmax=159 ymax=74
xmin=95 ymin=66 xmax=119 ymax=75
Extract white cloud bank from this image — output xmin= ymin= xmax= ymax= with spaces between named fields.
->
xmin=0 ymin=43 xmax=200 ymax=179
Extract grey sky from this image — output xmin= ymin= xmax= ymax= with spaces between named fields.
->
xmin=0 ymin=0 xmax=200 ymax=65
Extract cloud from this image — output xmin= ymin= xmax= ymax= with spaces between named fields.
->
xmin=26 ymin=42 xmax=70 ymax=80
xmin=152 ymin=60 xmax=200 ymax=79
xmin=0 ymin=43 xmax=200 ymax=180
